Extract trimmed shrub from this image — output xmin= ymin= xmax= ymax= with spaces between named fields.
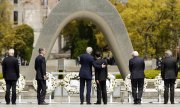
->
xmin=0 ymin=73 xmax=3 ymax=79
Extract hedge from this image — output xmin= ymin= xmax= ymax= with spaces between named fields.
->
xmin=0 ymin=73 xmax=3 ymax=79
xmin=115 ymin=70 xmax=180 ymax=79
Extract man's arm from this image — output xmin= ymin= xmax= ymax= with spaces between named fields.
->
xmin=161 ymin=60 xmax=164 ymax=80
xmin=2 ymin=60 xmax=6 ymax=79
xmin=41 ymin=57 xmax=46 ymax=76
xmin=129 ymin=59 xmax=132 ymax=73
xmin=16 ymin=59 xmax=20 ymax=79
xmin=143 ymin=59 xmax=145 ymax=70
xmin=175 ymin=61 xmax=178 ymax=77
xmin=34 ymin=58 xmax=37 ymax=71
xmin=93 ymin=61 xmax=106 ymax=69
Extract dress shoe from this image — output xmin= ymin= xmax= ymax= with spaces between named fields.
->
xmin=94 ymin=102 xmax=101 ymax=105
xmin=137 ymin=101 xmax=141 ymax=104
xmin=80 ymin=102 xmax=83 ymax=105
xmin=104 ymin=103 xmax=107 ymax=105
xmin=171 ymin=102 xmax=175 ymax=104
xmin=87 ymin=102 xmax=91 ymax=105
xmin=38 ymin=102 xmax=49 ymax=105
xmin=6 ymin=103 xmax=10 ymax=105
xmin=12 ymin=103 xmax=16 ymax=105
xmin=163 ymin=102 xmax=167 ymax=104
xmin=134 ymin=102 xmax=138 ymax=104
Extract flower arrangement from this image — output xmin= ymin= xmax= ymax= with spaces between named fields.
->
xmin=1 ymin=74 xmax=26 ymax=93
xmin=63 ymin=73 xmax=80 ymax=94
xmin=92 ymin=73 xmax=117 ymax=93
xmin=33 ymin=72 xmax=59 ymax=94
xmin=124 ymin=74 xmax=147 ymax=92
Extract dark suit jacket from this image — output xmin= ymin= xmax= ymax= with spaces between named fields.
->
xmin=94 ymin=59 xmax=108 ymax=81
xmin=79 ymin=53 xmax=94 ymax=80
xmin=2 ymin=56 xmax=19 ymax=80
xmin=35 ymin=55 xmax=46 ymax=80
xmin=129 ymin=56 xmax=145 ymax=79
xmin=161 ymin=56 xmax=178 ymax=80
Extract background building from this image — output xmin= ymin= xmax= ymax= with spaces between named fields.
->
xmin=10 ymin=0 xmax=61 ymax=54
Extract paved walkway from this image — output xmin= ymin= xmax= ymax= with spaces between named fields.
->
xmin=0 ymin=103 xmax=180 ymax=108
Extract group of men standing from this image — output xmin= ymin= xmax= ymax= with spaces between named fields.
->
xmin=1 ymin=47 xmax=108 ymax=105
xmin=79 ymin=47 xmax=108 ymax=105
xmin=1 ymin=47 xmax=179 ymax=105
xmin=129 ymin=50 xmax=178 ymax=104
xmin=2 ymin=48 xmax=48 ymax=105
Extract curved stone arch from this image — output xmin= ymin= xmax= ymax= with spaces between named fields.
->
xmin=27 ymin=0 xmax=133 ymax=80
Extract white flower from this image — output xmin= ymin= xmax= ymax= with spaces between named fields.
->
xmin=1 ymin=74 xmax=26 ymax=93
xmin=92 ymin=73 xmax=117 ymax=93
xmin=62 ymin=73 xmax=80 ymax=94
xmin=124 ymin=74 xmax=147 ymax=91
xmin=33 ymin=72 xmax=59 ymax=94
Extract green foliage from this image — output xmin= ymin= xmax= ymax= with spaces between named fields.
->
xmin=71 ymin=39 xmax=88 ymax=58
xmin=0 ymin=0 xmax=13 ymax=53
xmin=144 ymin=69 xmax=160 ymax=79
xmin=14 ymin=24 xmax=34 ymax=62
xmin=177 ymin=72 xmax=180 ymax=79
xmin=109 ymin=0 xmax=180 ymax=58
xmin=0 ymin=73 xmax=3 ymax=79
xmin=115 ymin=70 xmax=180 ymax=79
xmin=95 ymin=32 xmax=107 ymax=48
xmin=62 ymin=20 xmax=101 ymax=58
xmin=0 ymin=1 xmax=34 ymax=62
xmin=115 ymin=74 xmax=122 ymax=79
xmin=115 ymin=70 xmax=160 ymax=79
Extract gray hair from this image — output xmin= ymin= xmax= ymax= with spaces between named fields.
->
xmin=132 ymin=51 xmax=139 ymax=57
xmin=8 ymin=49 xmax=14 ymax=56
xmin=86 ymin=47 xmax=93 ymax=54
xmin=165 ymin=50 xmax=172 ymax=57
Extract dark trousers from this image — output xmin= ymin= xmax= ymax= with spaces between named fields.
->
xmin=80 ymin=78 xmax=91 ymax=103
xmin=37 ymin=80 xmax=46 ymax=104
xmin=5 ymin=80 xmax=17 ymax=104
xmin=164 ymin=79 xmax=176 ymax=103
xmin=131 ymin=78 xmax=144 ymax=103
xmin=96 ymin=80 xmax=107 ymax=104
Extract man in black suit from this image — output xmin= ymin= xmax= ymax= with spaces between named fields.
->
xmin=79 ymin=47 xmax=105 ymax=104
xmin=129 ymin=51 xmax=145 ymax=104
xmin=2 ymin=49 xmax=19 ymax=105
xmin=161 ymin=50 xmax=178 ymax=104
xmin=35 ymin=48 xmax=48 ymax=105
xmin=94 ymin=51 xmax=108 ymax=105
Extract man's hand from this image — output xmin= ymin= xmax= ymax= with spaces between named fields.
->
xmin=44 ymin=75 xmax=48 ymax=80
xmin=102 ymin=63 xmax=106 ymax=68
xmin=96 ymin=80 xmax=99 ymax=84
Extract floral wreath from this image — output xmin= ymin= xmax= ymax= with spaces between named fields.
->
xmin=1 ymin=74 xmax=26 ymax=93
xmin=63 ymin=73 xmax=80 ymax=94
xmin=154 ymin=74 xmax=178 ymax=92
xmin=124 ymin=74 xmax=147 ymax=92
xmin=92 ymin=73 xmax=117 ymax=94
xmin=33 ymin=72 xmax=60 ymax=94
xmin=154 ymin=74 xmax=164 ymax=92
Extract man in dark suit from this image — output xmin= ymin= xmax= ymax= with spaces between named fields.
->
xmin=129 ymin=51 xmax=145 ymax=104
xmin=79 ymin=47 xmax=105 ymax=104
xmin=35 ymin=48 xmax=48 ymax=105
xmin=94 ymin=51 xmax=108 ymax=105
xmin=161 ymin=50 xmax=178 ymax=104
xmin=2 ymin=49 xmax=19 ymax=105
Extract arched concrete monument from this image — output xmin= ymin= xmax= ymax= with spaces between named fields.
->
xmin=27 ymin=0 xmax=134 ymax=80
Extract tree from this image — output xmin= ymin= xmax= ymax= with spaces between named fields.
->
xmin=111 ymin=0 xmax=180 ymax=58
xmin=0 ymin=0 xmax=13 ymax=54
xmin=62 ymin=20 xmax=101 ymax=58
xmin=14 ymin=24 xmax=34 ymax=62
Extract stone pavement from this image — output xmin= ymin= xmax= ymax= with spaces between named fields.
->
xmin=0 ymin=103 xmax=180 ymax=108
